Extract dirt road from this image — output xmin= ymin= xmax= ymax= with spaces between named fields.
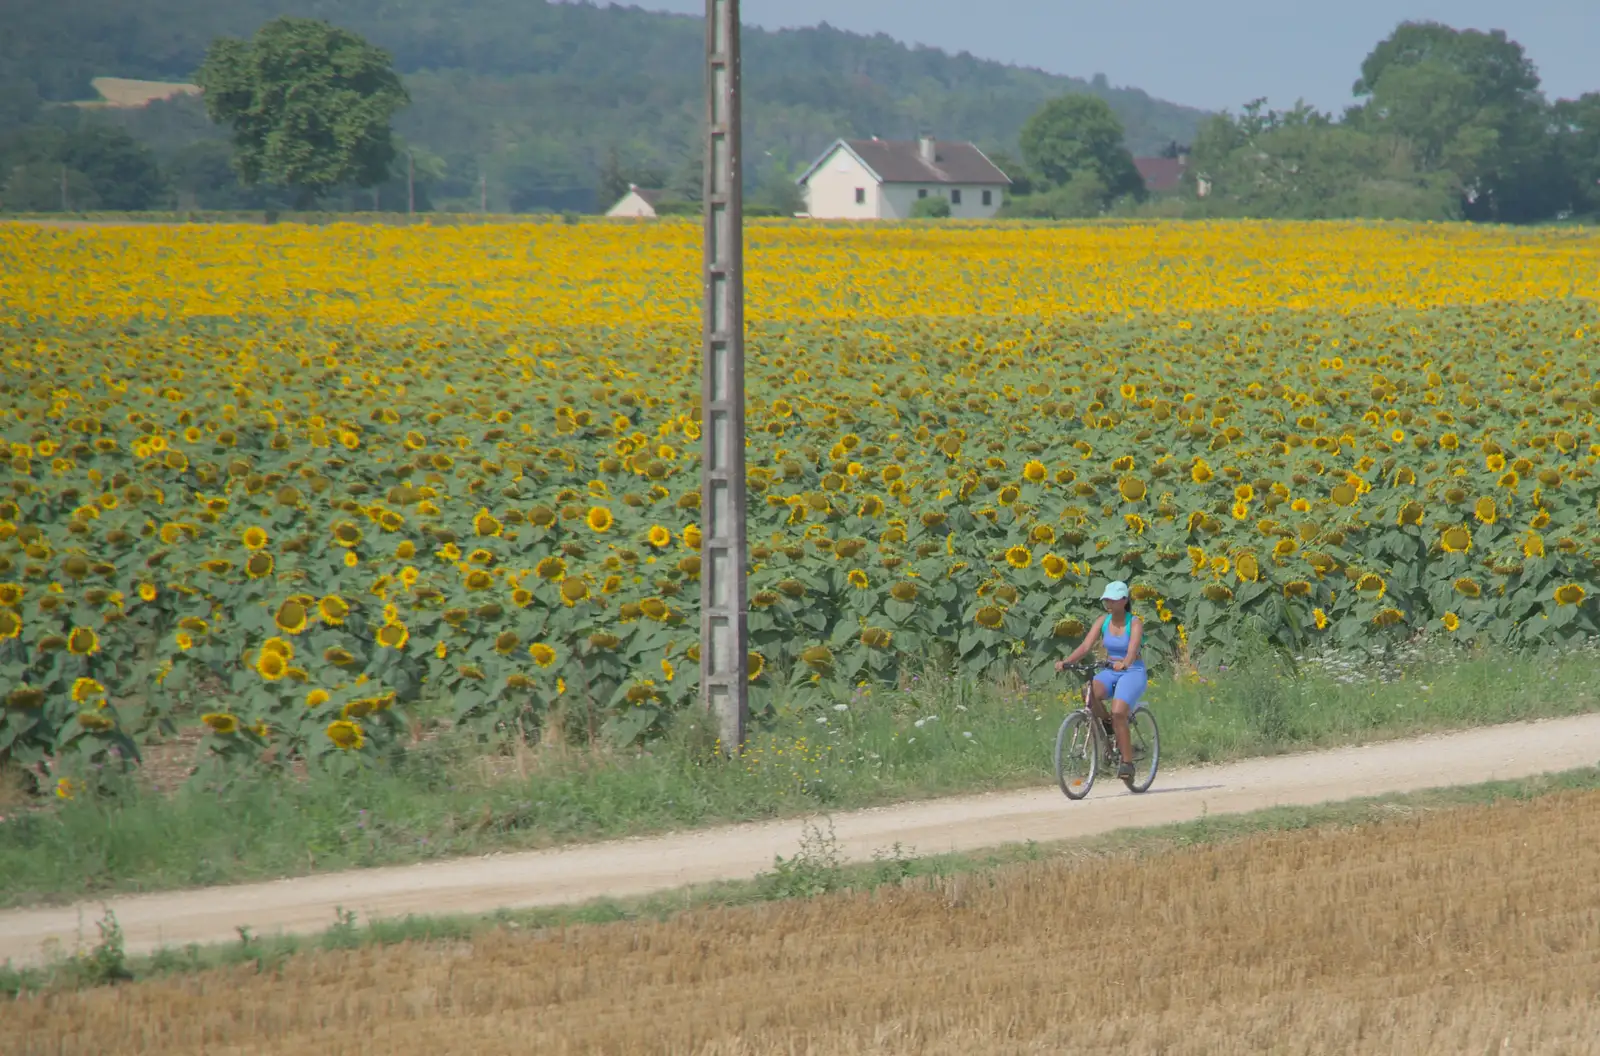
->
xmin=4 ymin=713 xmax=1598 ymax=968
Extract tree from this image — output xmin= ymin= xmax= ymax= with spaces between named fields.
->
xmin=1553 ymin=94 xmax=1600 ymax=217
xmin=909 ymin=195 xmax=951 ymax=219
xmin=196 ymin=17 xmax=409 ymax=208
xmin=1351 ymin=21 xmax=1555 ymax=220
xmin=1018 ymin=94 xmax=1145 ymax=205
xmin=0 ymin=119 xmax=166 ymax=211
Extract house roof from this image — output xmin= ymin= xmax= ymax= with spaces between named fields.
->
xmin=625 ymin=186 xmax=665 ymax=206
xmin=1133 ymin=157 xmax=1187 ymax=192
xmin=797 ymin=138 xmax=1011 ymax=187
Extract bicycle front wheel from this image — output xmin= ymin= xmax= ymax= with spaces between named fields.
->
xmin=1123 ymin=708 xmax=1161 ymax=793
xmin=1055 ymin=710 xmax=1098 ymax=800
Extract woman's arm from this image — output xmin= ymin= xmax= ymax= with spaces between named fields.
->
xmin=1114 ymin=616 xmax=1143 ymax=671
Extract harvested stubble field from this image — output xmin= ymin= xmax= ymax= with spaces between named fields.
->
xmin=8 ymin=789 xmax=1600 ymax=1055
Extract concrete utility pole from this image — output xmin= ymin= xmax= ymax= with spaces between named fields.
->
xmin=700 ymin=0 xmax=748 ymax=753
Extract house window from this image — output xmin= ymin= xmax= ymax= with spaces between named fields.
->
xmin=854 ymin=187 xmax=865 ymax=204
xmin=917 ymin=188 xmax=928 ymax=199
xmin=982 ymin=189 xmax=992 ymax=206
xmin=951 ymin=189 xmax=962 ymax=205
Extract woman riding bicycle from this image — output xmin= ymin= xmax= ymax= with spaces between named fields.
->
xmin=1054 ymin=580 xmax=1145 ymax=782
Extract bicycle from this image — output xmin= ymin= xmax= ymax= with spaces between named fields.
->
xmin=1053 ymin=660 xmax=1161 ymax=799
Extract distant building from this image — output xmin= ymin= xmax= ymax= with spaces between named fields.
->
xmin=605 ymin=184 xmax=664 ymax=218
xmin=1134 ymin=153 xmax=1209 ymax=197
xmin=796 ymin=135 xmax=1011 ymax=220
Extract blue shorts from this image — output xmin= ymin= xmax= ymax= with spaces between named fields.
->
xmin=1094 ymin=665 xmax=1147 ymax=711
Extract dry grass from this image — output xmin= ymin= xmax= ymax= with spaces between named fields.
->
xmin=7 ymin=791 xmax=1600 ymax=1055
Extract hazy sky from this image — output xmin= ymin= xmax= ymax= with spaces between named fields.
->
xmin=639 ymin=1 xmax=1597 ymax=113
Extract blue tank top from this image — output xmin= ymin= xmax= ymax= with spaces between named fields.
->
xmin=1102 ymin=615 xmax=1144 ymax=668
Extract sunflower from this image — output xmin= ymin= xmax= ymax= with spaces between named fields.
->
xmin=331 ymin=521 xmax=363 ymax=547
xmin=274 ymin=599 xmax=309 ymax=635
xmin=464 ymin=569 xmax=494 ymax=591
xmin=70 ymin=677 xmax=106 ymax=704
xmin=0 ymin=610 xmax=20 ymax=640
xmin=376 ymin=620 xmax=409 ymax=649
xmin=1041 ymin=554 xmax=1067 ymax=579
xmin=861 ymin=626 xmax=892 ymax=648
xmin=1330 ymin=483 xmax=1358 ymax=507
xmin=1023 ymin=460 xmax=1047 ymax=483
xmin=202 ymin=712 xmax=239 ymax=735
xmin=1437 ymin=525 xmax=1473 ymax=554
xmin=1235 ymin=553 xmax=1260 ymax=582
xmin=242 ymin=526 xmax=269 ymax=550
xmin=1283 ymin=580 xmax=1312 ymax=598
xmin=261 ymin=636 xmax=293 ymax=661
xmin=1202 ymin=584 xmax=1234 ymax=603
xmin=1373 ymin=608 xmax=1405 ymax=627
xmin=1191 ymin=460 xmax=1213 ymax=484
xmin=1356 ymin=573 xmax=1386 ymax=597
xmin=523 ymin=642 xmax=555 ymax=668
xmin=1474 ymin=497 xmax=1497 ymax=524
xmin=4 ymin=685 xmax=44 ymax=709
xmin=974 ymin=605 xmax=1004 ymax=629
xmin=1555 ymin=583 xmax=1587 ymax=606
xmin=883 ymin=581 xmax=917 ymax=604
xmin=1453 ymin=577 xmax=1483 ymax=598
xmin=551 ymin=575 xmax=591 ymax=608
xmin=588 ymin=632 xmax=621 ymax=651
xmin=245 ymin=552 xmax=274 ymax=579
xmin=493 ymin=631 xmax=520 ymax=655
xmin=474 ymin=509 xmax=503 ymax=537
xmin=257 ymin=650 xmax=288 ymax=680
xmin=1029 ymin=523 xmax=1056 ymax=545
xmin=777 ymin=579 xmax=806 ymax=598
xmin=747 ymin=651 xmax=765 ymax=681
xmin=1005 ymin=545 xmax=1032 ymax=569
xmin=1522 ymin=533 xmax=1546 ymax=559
xmin=644 ymin=524 xmax=672 ymax=549
xmin=801 ymin=645 xmax=833 ymax=669
xmin=846 ymin=569 xmax=870 ymax=590
xmin=306 ymin=688 xmax=331 ymax=708
xmin=395 ymin=540 xmax=417 ymax=560
xmin=308 ymin=597 xmax=348 ymax=630
xmin=1312 ymin=608 xmax=1329 ymax=630
xmin=326 ymin=720 xmax=365 ymax=751
xmin=0 ymin=583 xmax=23 ymax=607
xmin=1396 ymin=501 xmax=1424 ymax=527
xmin=77 ymin=712 xmax=115 ymax=732
xmin=1441 ymin=612 xmax=1461 ymax=632
xmin=67 ymin=626 xmax=99 ymax=656
xmin=683 ymin=524 xmax=702 ymax=549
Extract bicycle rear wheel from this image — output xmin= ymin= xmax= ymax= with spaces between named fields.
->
xmin=1054 ymin=710 xmax=1098 ymax=800
xmin=1123 ymin=708 xmax=1160 ymax=793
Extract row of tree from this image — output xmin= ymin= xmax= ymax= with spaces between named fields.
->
xmin=990 ymin=22 xmax=1598 ymax=222
xmin=2 ymin=17 xmax=1594 ymax=222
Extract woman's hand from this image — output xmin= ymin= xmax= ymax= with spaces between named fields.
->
xmin=1054 ymin=659 xmax=1068 ymax=673
xmin=1112 ymin=659 xmax=1128 ymax=672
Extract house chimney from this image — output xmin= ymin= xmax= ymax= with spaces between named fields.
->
xmin=919 ymin=134 xmax=935 ymax=164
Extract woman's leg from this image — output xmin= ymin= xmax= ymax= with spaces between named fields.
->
xmin=1109 ymin=695 xmax=1133 ymax=765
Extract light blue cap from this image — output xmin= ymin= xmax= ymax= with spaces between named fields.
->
xmin=1100 ymin=580 xmax=1130 ymax=601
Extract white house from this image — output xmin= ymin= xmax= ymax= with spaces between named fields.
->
xmin=796 ymin=136 xmax=1011 ymax=220
xmin=605 ymin=184 xmax=664 ymax=218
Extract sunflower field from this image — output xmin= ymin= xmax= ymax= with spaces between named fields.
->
xmin=0 ymin=219 xmax=1597 ymax=777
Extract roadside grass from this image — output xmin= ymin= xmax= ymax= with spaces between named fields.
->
xmin=3 ymin=640 xmax=1599 ymax=908
xmin=6 ymin=762 xmax=1598 ymax=999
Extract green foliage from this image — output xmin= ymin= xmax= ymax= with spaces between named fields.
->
xmin=760 ymin=819 xmax=843 ymax=899
xmin=0 ymin=118 xmax=167 ymax=211
xmin=909 ymin=196 xmax=952 ymax=219
xmin=1018 ymin=94 xmax=1145 ymax=206
xmin=1 ymin=0 xmax=1203 ymax=213
xmin=196 ymin=17 xmax=409 ymax=206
